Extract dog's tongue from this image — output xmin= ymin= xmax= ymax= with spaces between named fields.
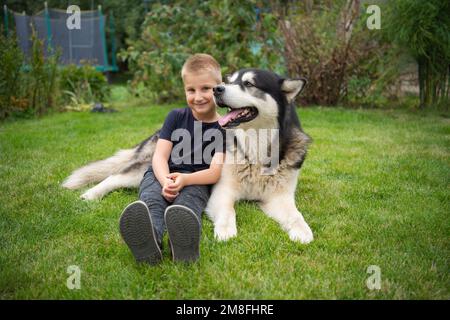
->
xmin=219 ymin=109 xmax=241 ymax=127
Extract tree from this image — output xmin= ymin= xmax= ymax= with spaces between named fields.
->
xmin=385 ymin=0 xmax=450 ymax=108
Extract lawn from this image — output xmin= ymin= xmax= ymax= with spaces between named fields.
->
xmin=0 ymin=97 xmax=449 ymax=299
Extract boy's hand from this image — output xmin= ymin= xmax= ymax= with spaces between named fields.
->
xmin=166 ymin=172 xmax=187 ymax=194
xmin=161 ymin=177 xmax=178 ymax=202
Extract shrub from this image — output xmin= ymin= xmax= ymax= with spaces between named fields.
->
xmin=0 ymin=29 xmax=24 ymax=119
xmin=26 ymin=28 xmax=60 ymax=116
xmin=274 ymin=0 xmax=407 ymax=108
xmin=120 ymin=0 xmax=282 ymax=103
xmin=0 ymin=27 xmax=59 ymax=119
xmin=0 ymin=27 xmax=110 ymax=120
xmin=59 ymin=64 xmax=110 ymax=107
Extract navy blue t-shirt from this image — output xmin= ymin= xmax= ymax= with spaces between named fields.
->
xmin=158 ymin=108 xmax=226 ymax=173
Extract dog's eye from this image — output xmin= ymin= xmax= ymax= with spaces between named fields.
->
xmin=243 ymin=81 xmax=254 ymax=88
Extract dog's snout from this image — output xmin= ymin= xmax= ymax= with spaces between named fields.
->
xmin=213 ymin=85 xmax=225 ymax=95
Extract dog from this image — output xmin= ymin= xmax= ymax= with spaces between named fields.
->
xmin=62 ymin=68 xmax=313 ymax=243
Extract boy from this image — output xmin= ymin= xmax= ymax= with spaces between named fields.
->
xmin=119 ymin=54 xmax=225 ymax=264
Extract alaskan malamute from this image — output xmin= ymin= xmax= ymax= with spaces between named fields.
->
xmin=62 ymin=69 xmax=313 ymax=243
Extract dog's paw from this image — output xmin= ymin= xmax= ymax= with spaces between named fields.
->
xmin=289 ymin=223 xmax=314 ymax=244
xmin=80 ymin=190 xmax=100 ymax=201
xmin=214 ymin=223 xmax=237 ymax=241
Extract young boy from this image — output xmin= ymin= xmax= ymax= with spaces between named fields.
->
xmin=119 ymin=54 xmax=225 ymax=264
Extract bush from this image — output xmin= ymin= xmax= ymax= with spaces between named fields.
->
xmin=277 ymin=1 xmax=394 ymax=107
xmin=26 ymin=28 xmax=60 ymax=116
xmin=0 ymin=28 xmax=110 ymax=120
xmin=0 ymin=27 xmax=59 ymax=119
xmin=120 ymin=0 xmax=282 ymax=103
xmin=59 ymin=64 xmax=110 ymax=107
xmin=0 ymin=30 xmax=24 ymax=119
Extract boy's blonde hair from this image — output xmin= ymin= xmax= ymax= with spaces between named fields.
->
xmin=181 ymin=53 xmax=222 ymax=84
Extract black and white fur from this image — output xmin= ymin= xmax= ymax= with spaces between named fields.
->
xmin=207 ymin=69 xmax=313 ymax=243
xmin=62 ymin=69 xmax=313 ymax=243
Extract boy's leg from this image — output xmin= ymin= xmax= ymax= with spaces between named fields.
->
xmin=165 ymin=184 xmax=210 ymax=262
xmin=138 ymin=169 xmax=170 ymax=247
xmin=172 ymin=184 xmax=211 ymax=224
xmin=119 ymin=200 xmax=162 ymax=265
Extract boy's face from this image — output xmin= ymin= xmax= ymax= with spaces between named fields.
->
xmin=183 ymin=71 xmax=219 ymax=118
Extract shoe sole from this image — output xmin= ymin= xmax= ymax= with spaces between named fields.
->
xmin=119 ymin=201 xmax=162 ymax=265
xmin=165 ymin=205 xmax=201 ymax=263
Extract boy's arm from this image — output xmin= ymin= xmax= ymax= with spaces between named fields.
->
xmin=152 ymin=138 xmax=173 ymax=186
xmin=166 ymin=152 xmax=225 ymax=191
xmin=185 ymin=152 xmax=225 ymax=185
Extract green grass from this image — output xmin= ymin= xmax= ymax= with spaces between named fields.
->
xmin=0 ymin=98 xmax=449 ymax=299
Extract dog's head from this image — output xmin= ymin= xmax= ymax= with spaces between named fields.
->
xmin=214 ymin=69 xmax=307 ymax=130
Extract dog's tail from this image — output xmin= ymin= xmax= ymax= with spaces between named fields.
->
xmin=62 ymin=130 xmax=159 ymax=190
xmin=62 ymin=148 xmax=137 ymax=189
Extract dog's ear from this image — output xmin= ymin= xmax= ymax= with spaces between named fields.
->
xmin=281 ymin=78 xmax=307 ymax=103
xmin=226 ymin=72 xmax=239 ymax=83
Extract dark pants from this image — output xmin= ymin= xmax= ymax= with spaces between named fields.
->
xmin=138 ymin=168 xmax=211 ymax=246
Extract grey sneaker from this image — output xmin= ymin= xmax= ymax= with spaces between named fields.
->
xmin=164 ymin=205 xmax=201 ymax=263
xmin=119 ymin=200 xmax=162 ymax=265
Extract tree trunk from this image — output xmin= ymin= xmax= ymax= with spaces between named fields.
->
xmin=418 ymin=57 xmax=426 ymax=109
xmin=305 ymin=0 xmax=313 ymax=15
xmin=334 ymin=0 xmax=360 ymax=105
xmin=418 ymin=55 xmax=450 ymax=109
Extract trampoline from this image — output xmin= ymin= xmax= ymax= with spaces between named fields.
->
xmin=3 ymin=4 xmax=118 ymax=72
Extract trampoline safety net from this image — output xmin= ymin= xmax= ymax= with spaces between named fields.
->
xmin=13 ymin=8 xmax=117 ymax=71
